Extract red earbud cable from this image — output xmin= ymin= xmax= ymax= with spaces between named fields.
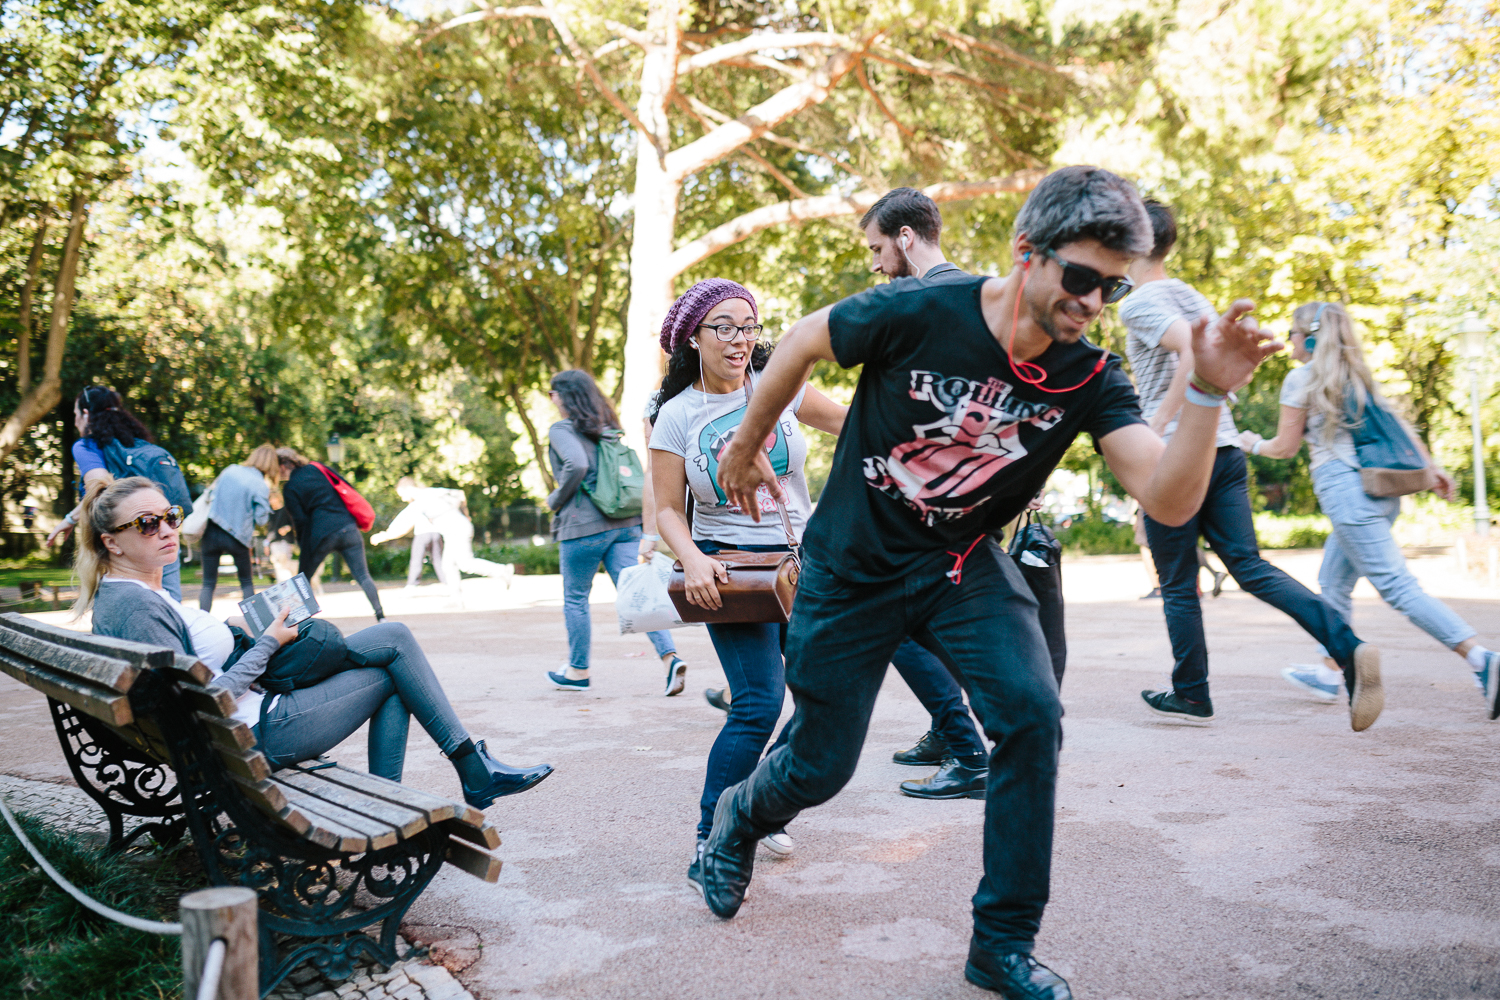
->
xmin=1006 ymin=261 xmax=1108 ymax=394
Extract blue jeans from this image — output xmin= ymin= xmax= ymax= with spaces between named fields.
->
xmin=726 ymin=541 xmax=1061 ymax=954
xmin=890 ymin=638 xmax=987 ymax=759
xmin=696 ymin=540 xmax=792 ymax=839
xmin=1146 ymin=447 xmax=1362 ymax=700
xmin=559 ymin=525 xmax=674 ymax=670
xmin=1314 ymin=460 xmax=1475 ymax=649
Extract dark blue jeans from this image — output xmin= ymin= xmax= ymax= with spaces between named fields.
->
xmin=697 ymin=540 xmax=791 ymax=839
xmin=890 ymin=638 xmax=987 ymax=759
xmin=1145 ymin=446 xmax=1362 ymax=701
xmin=729 ymin=541 xmax=1061 ymax=954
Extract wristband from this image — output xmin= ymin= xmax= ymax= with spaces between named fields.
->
xmin=641 ymin=533 xmax=661 ymax=542
xmin=1184 ymin=383 xmax=1227 ymax=408
xmin=63 ymin=510 xmax=78 ymax=526
xmin=1251 ymin=439 xmax=1264 ymax=456
xmin=1188 ymin=370 xmax=1229 ymax=397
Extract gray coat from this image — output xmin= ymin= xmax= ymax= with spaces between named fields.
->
xmin=91 ymin=579 xmax=279 ymax=699
xmin=546 ymin=420 xmax=641 ymax=541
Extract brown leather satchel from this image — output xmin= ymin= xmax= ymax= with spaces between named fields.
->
xmin=667 ymin=377 xmax=801 ymax=625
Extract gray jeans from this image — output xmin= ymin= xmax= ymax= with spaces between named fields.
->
xmin=252 ymin=622 xmax=469 ymax=781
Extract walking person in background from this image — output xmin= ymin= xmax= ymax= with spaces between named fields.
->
xmin=277 ymin=447 xmax=384 ymax=621
xmin=197 ymin=444 xmax=280 ymax=611
xmin=1241 ymin=301 xmax=1500 ymax=720
xmin=374 ymin=484 xmax=447 ymax=592
xmin=46 ymin=386 xmax=192 ymax=600
xmin=1122 ymin=200 xmax=1378 ymax=729
xmin=547 ymin=369 xmax=685 ymax=694
xmin=648 ymin=278 xmax=848 ymax=872
xmin=373 ymin=478 xmax=513 ymax=603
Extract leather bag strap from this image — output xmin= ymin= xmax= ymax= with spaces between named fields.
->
xmin=741 ymin=374 xmax=799 ymax=557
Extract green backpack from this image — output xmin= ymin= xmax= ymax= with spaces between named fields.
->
xmin=583 ymin=430 xmax=645 ymax=519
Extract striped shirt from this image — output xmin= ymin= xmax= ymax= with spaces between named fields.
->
xmin=1120 ymin=278 xmax=1239 ymax=446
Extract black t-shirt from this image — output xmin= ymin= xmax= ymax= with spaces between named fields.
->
xmin=805 ymin=272 xmax=1145 ymax=583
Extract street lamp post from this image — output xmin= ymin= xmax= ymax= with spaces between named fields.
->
xmin=326 ymin=434 xmax=345 ymax=469
xmin=1460 ymin=314 xmax=1491 ymax=536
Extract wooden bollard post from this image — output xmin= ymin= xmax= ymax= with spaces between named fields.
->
xmin=181 ymin=886 xmax=258 ymax=1000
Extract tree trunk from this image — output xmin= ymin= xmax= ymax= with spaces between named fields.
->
xmin=507 ymin=381 xmax=556 ymax=493
xmin=16 ymin=208 xmax=51 ymax=394
xmin=619 ymin=0 xmax=680 ymax=456
xmin=0 ymin=194 xmax=88 ymax=465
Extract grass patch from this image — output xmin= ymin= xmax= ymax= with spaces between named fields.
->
xmin=0 ymin=812 xmax=199 ymax=1000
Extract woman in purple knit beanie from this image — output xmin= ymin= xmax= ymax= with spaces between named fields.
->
xmin=641 ymin=278 xmax=848 ymax=879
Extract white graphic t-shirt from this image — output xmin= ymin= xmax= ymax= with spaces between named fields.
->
xmin=650 ymin=381 xmax=811 ymax=547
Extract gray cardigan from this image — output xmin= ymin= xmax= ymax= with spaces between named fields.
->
xmin=546 ymin=420 xmax=641 ymax=541
xmin=91 ymin=580 xmax=280 ymax=699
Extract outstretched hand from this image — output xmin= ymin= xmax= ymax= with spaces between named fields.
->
xmin=1190 ymin=300 xmax=1282 ymax=393
xmin=717 ymin=440 xmax=783 ymax=524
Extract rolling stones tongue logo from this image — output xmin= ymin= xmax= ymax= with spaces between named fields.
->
xmin=864 ymin=371 xmax=1064 ymax=525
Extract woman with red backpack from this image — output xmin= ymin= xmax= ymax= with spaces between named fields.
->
xmin=277 ymin=447 xmax=384 ymax=621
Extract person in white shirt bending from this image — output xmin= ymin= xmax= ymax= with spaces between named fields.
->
xmin=372 ymin=478 xmax=513 ymax=603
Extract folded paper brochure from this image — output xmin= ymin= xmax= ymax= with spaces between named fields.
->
xmin=238 ymin=573 xmax=320 ymax=637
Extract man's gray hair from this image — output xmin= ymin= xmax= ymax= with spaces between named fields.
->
xmin=1013 ymin=166 xmax=1153 ymax=257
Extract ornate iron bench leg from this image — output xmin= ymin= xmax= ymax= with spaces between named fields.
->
xmin=48 ymin=699 xmax=186 ymax=853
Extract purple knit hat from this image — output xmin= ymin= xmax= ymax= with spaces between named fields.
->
xmin=659 ymin=278 xmax=758 ymax=354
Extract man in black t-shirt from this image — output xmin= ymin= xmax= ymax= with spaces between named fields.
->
xmin=701 ymin=167 xmax=1280 ymax=998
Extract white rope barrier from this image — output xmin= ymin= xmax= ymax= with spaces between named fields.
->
xmin=196 ymin=939 xmax=227 ymax=1000
xmin=0 ymin=793 xmax=183 ymax=935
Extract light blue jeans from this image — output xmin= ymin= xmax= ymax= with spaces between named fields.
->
xmin=1313 ymin=460 xmax=1476 ymax=649
xmin=559 ymin=525 xmax=675 ymax=671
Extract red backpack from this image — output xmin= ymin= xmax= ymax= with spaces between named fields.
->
xmin=311 ymin=462 xmax=376 ymax=531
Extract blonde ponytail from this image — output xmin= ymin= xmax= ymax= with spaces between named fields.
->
xmin=73 ymin=476 xmax=163 ymax=618
xmin=1292 ymin=302 xmax=1384 ymax=447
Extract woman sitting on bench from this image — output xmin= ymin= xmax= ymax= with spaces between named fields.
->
xmin=74 ymin=475 xmax=553 ymax=809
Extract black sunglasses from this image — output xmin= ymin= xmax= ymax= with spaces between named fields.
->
xmin=1045 ymin=249 xmax=1134 ymax=304
xmin=111 ymin=506 xmax=184 ymax=537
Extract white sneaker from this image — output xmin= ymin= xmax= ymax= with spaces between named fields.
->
xmin=761 ymin=828 xmax=794 ymax=856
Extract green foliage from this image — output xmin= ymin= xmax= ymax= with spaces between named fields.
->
xmin=1252 ymin=512 xmax=1332 ymax=550
xmin=364 ymin=540 xmax=560 ymax=578
xmin=0 ymin=812 xmax=193 ymax=1000
xmin=1049 ymin=516 xmax=1137 ymax=556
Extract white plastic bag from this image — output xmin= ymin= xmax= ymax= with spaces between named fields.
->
xmin=616 ymin=552 xmax=701 ymax=634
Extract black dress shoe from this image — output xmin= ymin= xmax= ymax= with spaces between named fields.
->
xmin=700 ymin=781 xmax=758 ymax=918
xmin=892 ymin=729 xmax=948 ymax=766
xmin=899 ymin=757 xmax=986 ymax=799
xmin=704 ymin=687 xmax=731 ymax=713
xmin=965 ymin=944 xmax=1072 ymax=999
xmin=461 ymin=740 xmax=554 ymax=809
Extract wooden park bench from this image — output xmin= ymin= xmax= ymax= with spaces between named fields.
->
xmin=0 ymin=612 xmax=503 ymax=997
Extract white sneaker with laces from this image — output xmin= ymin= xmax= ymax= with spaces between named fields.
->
xmin=761 ymin=829 xmax=795 ymax=856
xmin=1281 ymin=664 xmax=1340 ymax=702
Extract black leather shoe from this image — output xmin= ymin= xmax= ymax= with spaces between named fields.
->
xmin=700 ymin=781 xmax=758 ymax=918
xmin=899 ymin=757 xmax=986 ymax=799
xmin=704 ymin=687 xmax=731 ymax=713
xmin=893 ymin=729 xmax=948 ymax=766
xmin=461 ymin=740 xmax=554 ymax=809
xmin=965 ymin=944 xmax=1072 ymax=999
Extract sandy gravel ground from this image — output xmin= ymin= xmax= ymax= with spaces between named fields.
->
xmin=3 ymin=551 xmax=1498 ymax=999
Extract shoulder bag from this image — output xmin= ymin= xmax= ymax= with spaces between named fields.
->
xmin=310 ymin=461 xmax=376 ymax=531
xmin=667 ymin=377 xmax=801 ymax=624
xmin=1345 ymin=389 xmax=1437 ymax=498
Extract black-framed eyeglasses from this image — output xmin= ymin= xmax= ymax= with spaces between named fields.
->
xmin=111 ymin=506 xmax=184 ymax=537
xmin=697 ymin=322 xmax=764 ymax=342
xmin=1045 ymin=249 xmax=1133 ymax=304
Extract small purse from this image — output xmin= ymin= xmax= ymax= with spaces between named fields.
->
xmin=667 ymin=377 xmax=801 ymax=625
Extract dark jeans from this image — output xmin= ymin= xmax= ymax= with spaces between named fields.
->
xmin=301 ymin=523 xmax=384 ymax=618
xmin=890 ymin=639 xmax=986 ymax=759
xmin=1144 ymin=447 xmax=1362 ymax=701
xmin=200 ymin=519 xmax=254 ymax=611
xmin=730 ymin=542 xmax=1061 ymax=954
xmin=697 ymin=540 xmax=791 ymax=839
xmin=407 ymin=532 xmax=447 ymax=587
xmin=253 ymin=622 xmax=468 ymax=781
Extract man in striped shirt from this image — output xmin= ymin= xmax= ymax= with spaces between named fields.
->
xmin=1120 ymin=200 xmax=1375 ymax=724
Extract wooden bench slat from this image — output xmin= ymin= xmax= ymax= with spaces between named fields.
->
xmin=444 ymin=819 xmax=501 ymax=851
xmin=0 ymin=651 xmax=133 ymax=726
xmin=276 ymin=770 xmax=429 ymax=840
xmin=287 ymin=763 xmax=475 ymax=826
xmin=215 ymin=745 xmax=272 ymax=783
xmin=197 ymin=713 xmax=256 ymax=751
xmin=270 ymin=782 xmax=392 ymax=852
xmin=164 ymin=654 xmax=214 ymax=687
xmin=179 ymin=681 xmax=237 ymax=719
xmin=124 ymin=717 xmax=175 ymax=762
xmin=0 ymin=627 xmax=139 ymax=693
xmin=230 ymin=773 xmax=312 ymax=837
xmin=0 ymin=614 xmax=175 ymax=670
xmin=445 ymin=837 xmax=502 ymax=882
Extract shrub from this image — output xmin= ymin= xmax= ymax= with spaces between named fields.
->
xmin=1252 ymin=512 xmax=1331 ymax=549
xmin=1049 ymin=517 xmax=1137 ymax=556
xmin=362 ymin=540 xmax=562 ymax=577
